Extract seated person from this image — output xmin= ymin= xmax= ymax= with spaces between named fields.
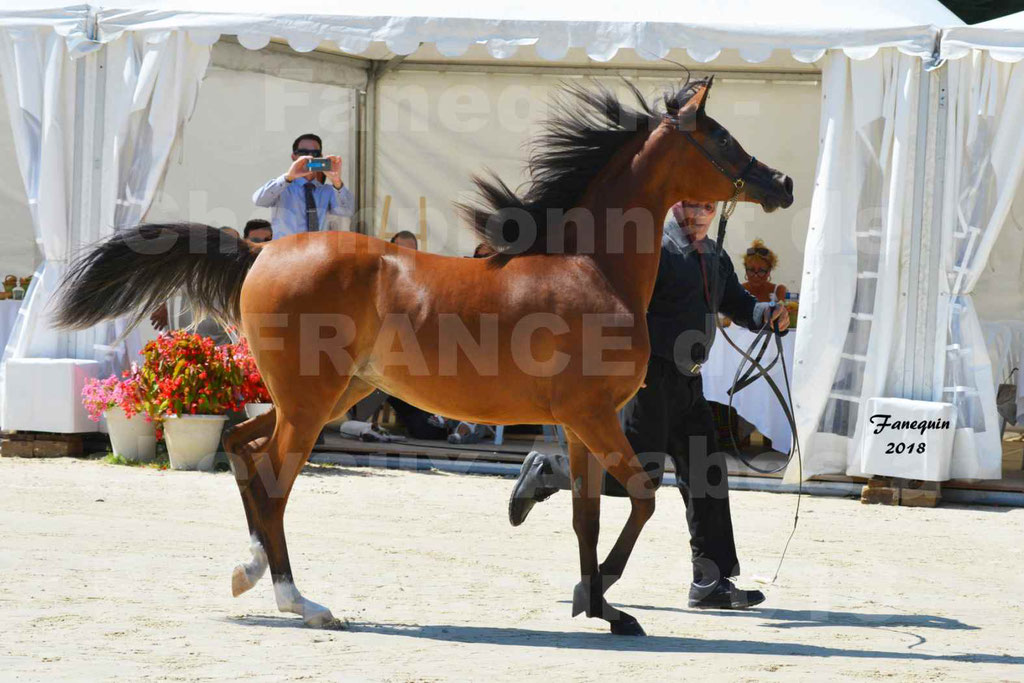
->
xmin=373 ymin=231 xmax=492 ymax=444
xmin=742 ymin=238 xmax=787 ymax=303
xmin=244 ymin=219 xmax=273 ymax=244
xmin=391 ymin=230 xmax=418 ymax=250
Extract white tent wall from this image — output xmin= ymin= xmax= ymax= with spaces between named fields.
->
xmin=373 ymin=68 xmax=820 ymax=284
xmin=0 ymin=26 xmax=210 ymax=431
xmin=973 ymin=175 xmax=1024 ymax=421
xmin=934 ymin=52 xmax=1024 ymax=480
xmin=147 ymin=41 xmax=362 ymax=232
xmin=0 ymin=98 xmax=36 ymax=275
xmin=940 ymin=12 xmax=1024 ymax=472
xmin=785 ymin=50 xmax=934 ymax=482
xmin=973 ymin=175 xmax=1024 ymax=322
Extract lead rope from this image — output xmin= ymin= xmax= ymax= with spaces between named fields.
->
xmin=706 ymin=186 xmax=803 ymax=586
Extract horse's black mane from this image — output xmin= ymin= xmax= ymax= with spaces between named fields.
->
xmin=459 ymin=79 xmax=702 ymax=257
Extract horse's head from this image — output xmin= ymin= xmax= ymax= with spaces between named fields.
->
xmin=663 ymin=76 xmax=794 ymax=213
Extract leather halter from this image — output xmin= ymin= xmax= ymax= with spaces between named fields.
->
xmin=679 ymin=126 xmax=759 ymax=192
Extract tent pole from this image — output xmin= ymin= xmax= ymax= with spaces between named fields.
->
xmin=359 ymin=55 xmax=406 ymax=236
xmin=902 ymin=61 xmax=941 ymax=401
xmin=922 ymin=68 xmax=948 ymax=402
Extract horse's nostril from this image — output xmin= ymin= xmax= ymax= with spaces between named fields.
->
xmin=783 ymin=175 xmax=794 ymax=195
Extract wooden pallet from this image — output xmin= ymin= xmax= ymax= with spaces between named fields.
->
xmin=861 ymin=476 xmax=941 ymax=507
xmin=0 ymin=431 xmax=107 ymax=458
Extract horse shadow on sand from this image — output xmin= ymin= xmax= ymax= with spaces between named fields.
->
xmin=226 ymin=612 xmax=1021 ymax=665
xmin=608 ymin=603 xmax=978 ymax=632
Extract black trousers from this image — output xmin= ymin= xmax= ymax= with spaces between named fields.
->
xmin=387 ymin=396 xmax=448 ymax=440
xmin=603 ymin=356 xmax=740 ymax=584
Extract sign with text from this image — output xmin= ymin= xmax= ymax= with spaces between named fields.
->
xmin=859 ymin=398 xmax=958 ymax=482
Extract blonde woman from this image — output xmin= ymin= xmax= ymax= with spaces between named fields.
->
xmin=741 ymin=238 xmax=787 ymax=303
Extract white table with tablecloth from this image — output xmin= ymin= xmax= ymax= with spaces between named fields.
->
xmin=0 ymin=299 xmax=22 ymax=357
xmin=702 ymin=325 xmax=795 ymax=454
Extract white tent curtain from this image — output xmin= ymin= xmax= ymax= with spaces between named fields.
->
xmin=0 ymin=26 xmax=210 ymax=428
xmin=937 ymin=53 xmax=1024 ymax=480
xmin=787 ymin=49 xmax=922 ymax=482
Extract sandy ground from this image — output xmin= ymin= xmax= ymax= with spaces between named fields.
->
xmin=1 ymin=457 xmax=1023 ymax=682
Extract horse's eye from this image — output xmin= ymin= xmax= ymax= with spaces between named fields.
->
xmin=718 ymin=136 xmax=730 ymax=147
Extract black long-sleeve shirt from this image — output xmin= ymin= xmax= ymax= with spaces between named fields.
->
xmin=646 ymin=221 xmax=768 ymax=368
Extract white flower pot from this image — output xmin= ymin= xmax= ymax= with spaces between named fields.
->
xmin=163 ymin=414 xmax=228 ymax=471
xmin=244 ymin=402 xmax=274 ymax=419
xmin=104 ymin=407 xmax=157 ymax=463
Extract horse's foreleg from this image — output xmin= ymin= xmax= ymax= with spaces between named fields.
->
xmin=562 ymin=416 xmax=656 ymax=636
xmin=565 ymin=432 xmax=604 ymax=619
xmin=223 ymin=408 xmax=277 ymax=596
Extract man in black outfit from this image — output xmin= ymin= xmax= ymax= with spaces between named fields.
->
xmin=508 ymin=200 xmax=789 ymax=609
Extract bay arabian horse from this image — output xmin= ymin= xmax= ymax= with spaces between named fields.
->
xmin=55 ymin=77 xmax=793 ymax=635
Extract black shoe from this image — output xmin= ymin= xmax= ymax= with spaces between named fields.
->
xmin=508 ymin=451 xmax=559 ymax=527
xmin=688 ymin=578 xmax=765 ymax=609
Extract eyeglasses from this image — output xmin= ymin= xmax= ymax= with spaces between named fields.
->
xmin=295 ymin=149 xmax=322 ymax=157
xmin=249 ymin=236 xmax=271 ymax=243
xmin=746 ymin=246 xmax=770 ymax=257
xmin=745 ymin=267 xmax=769 ymax=276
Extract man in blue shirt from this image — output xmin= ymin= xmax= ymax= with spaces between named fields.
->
xmin=252 ymin=133 xmax=355 ymax=238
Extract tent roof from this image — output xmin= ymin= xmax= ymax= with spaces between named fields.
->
xmin=2 ymin=1 xmax=961 ymax=63
xmin=940 ymin=10 xmax=1024 ymax=61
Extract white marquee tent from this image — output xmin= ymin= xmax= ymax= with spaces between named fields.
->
xmin=12 ymin=1 xmax=1015 ymax=487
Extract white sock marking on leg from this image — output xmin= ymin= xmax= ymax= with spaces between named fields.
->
xmin=243 ymin=534 xmax=268 ymax=583
xmin=274 ymin=580 xmax=333 ymax=625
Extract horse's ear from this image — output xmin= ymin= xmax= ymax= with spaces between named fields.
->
xmin=675 ymin=78 xmax=712 ymax=131
xmin=698 ymin=75 xmax=714 ymax=113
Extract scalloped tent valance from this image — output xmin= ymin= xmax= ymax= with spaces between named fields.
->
xmin=0 ymin=0 xmax=962 ymax=62
xmin=940 ymin=10 xmax=1024 ymax=63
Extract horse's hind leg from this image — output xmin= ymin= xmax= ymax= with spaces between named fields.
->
xmin=257 ymin=378 xmax=373 ymax=626
xmin=562 ymin=416 xmax=656 ymax=636
xmin=223 ymin=407 xmax=277 ymax=596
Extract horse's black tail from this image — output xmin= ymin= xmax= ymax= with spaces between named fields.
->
xmin=54 ymin=222 xmax=260 ymax=333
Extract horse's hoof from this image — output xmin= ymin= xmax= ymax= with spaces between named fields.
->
xmin=231 ymin=564 xmax=255 ymax=597
xmin=303 ymin=606 xmax=335 ymax=628
xmin=610 ymin=613 xmax=646 ymax=636
xmin=571 ymin=581 xmax=587 ymax=617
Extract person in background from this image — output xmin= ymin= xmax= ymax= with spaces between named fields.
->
xmin=391 ymin=230 xmax=418 ymax=250
xmin=443 ymin=241 xmax=501 ymax=443
xmin=507 ymin=200 xmax=789 ymax=610
xmin=368 ymin=231 xmax=450 ymax=440
xmin=741 ymin=238 xmax=787 ymax=303
xmin=252 ymin=133 xmax=354 ymax=239
xmin=243 ymin=219 xmax=273 ymax=244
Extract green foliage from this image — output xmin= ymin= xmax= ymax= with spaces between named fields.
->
xmin=102 ymin=449 xmax=170 ymax=470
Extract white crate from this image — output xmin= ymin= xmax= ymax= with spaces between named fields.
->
xmin=1 ymin=359 xmax=101 ymax=433
xmin=859 ymin=398 xmax=957 ymax=482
